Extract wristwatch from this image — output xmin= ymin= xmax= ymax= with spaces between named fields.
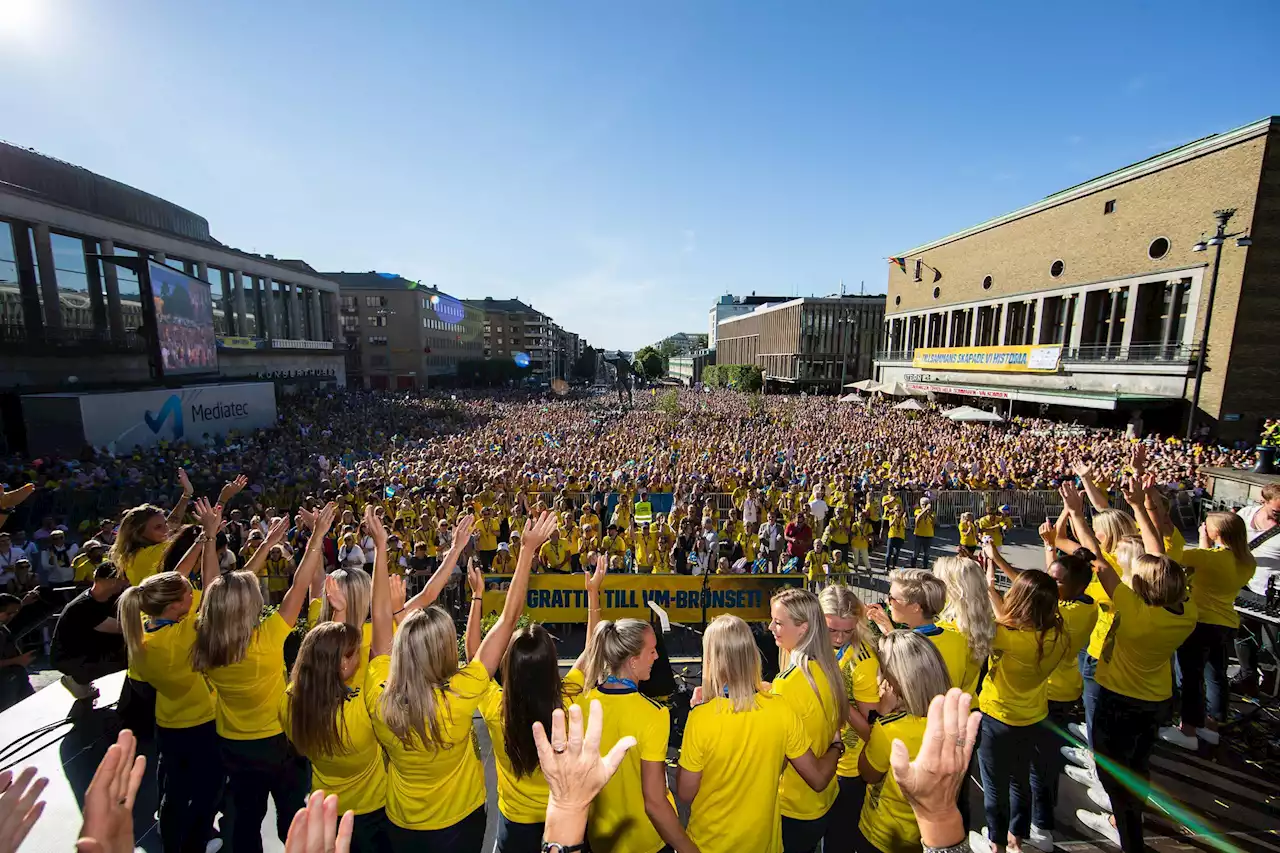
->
xmin=541 ymin=843 xmax=586 ymax=853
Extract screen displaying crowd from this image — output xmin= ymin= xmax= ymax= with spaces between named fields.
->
xmin=150 ymin=262 xmax=218 ymax=374
xmin=0 ymin=387 xmax=1272 ymax=853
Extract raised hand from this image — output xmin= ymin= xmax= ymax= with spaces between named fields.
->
xmin=312 ymin=502 xmax=338 ymax=540
xmin=192 ymin=497 xmax=222 ymax=537
xmin=1131 ymin=442 xmax=1148 ymax=477
xmin=467 ymin=562 xmax=484 ymax=598
xmin=889 ymin=688 xmax=981 ymax=825
xmin=74 ymin=730 xmax=146 ymax=853
xmin=265 ymin=516 xmax=290 ymax=548
xmin=389 ymin=575 xmax=407 ymax=614
xmin=450 ymin=515 xmax=476 ymax=553
xmin=1071 ymin=459 xmax=1092 ymax=481
xmin=324 ymin=574 xmax=347 ymax=616
xmin=523 ymin=511 xmax=559 ymax=554
xmin=1037 ymin=518 xmax=1056 ymax=547
xmin=177 ymin=468 xmax=193 ymax=497
xmin=364 ymin=505 xmax=387 ymax=548
xmin=587 ymin=552 xmax=608 ymax=592
xmin=217 ymin=474 xmax=249 ymax=506
xmin=0 ymin=766 xmax=48 ymax=853
xmin=533 ymin=700 xmax=637 ymax=814
xmin=283 ymin=790 xmax=354 ymax=853
xmin=0 ymin=483 xmax=35 ymax=512
xmin=867 ymin=603 xmax=894 ymax=634
xmin=1119 ymin=475 xmax=1144 ymax=507
xmin=1058 ymin=481 xmax=1084 ymax=515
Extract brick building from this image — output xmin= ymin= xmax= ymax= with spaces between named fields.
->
xmin=327 ymin=273 xmax=482 ymax=389
xmin=874 ymin=115 xmax=1278 ymax=440
xmin=716 ymin=295 xmax=885 ymax=390
xmin=465 ymin=297 xmax=567 ymax=381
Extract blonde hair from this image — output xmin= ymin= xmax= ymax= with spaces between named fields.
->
xmin=771 ymin=588 xmax=851 ymax=730
xmin=933 ymin=556 xmax=996 ymax=663
xmin=1206 ymin=512 xmax=1255 ymax=568
xmin=1130 ymin=554 xmax=1187 ymax=608
xmin=702 ymin=615 xmax=763 ymax=713
xmin=117 ymin=571 xmax=192 ymax=659
xmin=819 ymin=584 xmax=872 ymax=652
xmin=1112 ymin=534 xmax=1144 ymax=577
xmin=320 ymin=569 xmax=372 ymax=628
xmin=888 ymin=568 xmax=946 ymax=619
xmin=878 ymin=630 xmax=952 ymax=717
xmin=1093 ymin=509 xmax=1138 ymax=553
xmin=580 ymin=619 xmax=653 ymax=689
xmin=379 ymin=606 xmax=469 ymax=749
xmin=191 ymin=570 xmax=264 ymax=671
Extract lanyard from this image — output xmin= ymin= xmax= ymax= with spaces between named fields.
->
xmin=603 ymin=675 xmax=638 ymax=691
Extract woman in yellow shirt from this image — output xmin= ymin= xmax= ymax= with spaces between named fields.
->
xmin=885 ymin=507 xmax=906 ymax=570
xmin=1159 ymin=512 xmax=1257 ymax=751
xmin=476 ymin=557 xmax=603 ymax=852
xmin=111 ymin=503 xmax=177 ymax=587
xmin=977 ymin=569 xmax=1069 ymax=853
xmin=958 ymin=512 xmax=979 ymax=553
xmin=819 ymin=586 xmax=879 ymax=853
xmin=576 ymin=615 xmax=692 ymax=853
xmin=116 ymin=498 xmax=223 ymax=853
xmin=678 ymin=614 xmax=841 ymax=853
xmin=768 ymin=587 xmax=849 ymax=853
xmin=192 ymin=501 xmax=335 ymax=853
xmin=857 ymin=630 xmax=952 ymax=853
xmin=367 ymin=511 xmax=548 ymax=850
xmin=280 ymin=622 xmax=390 ymax=853
xmin=933 ymin=556 xmax=995 ymax=695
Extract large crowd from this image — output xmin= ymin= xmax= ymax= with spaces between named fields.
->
xmin=0 ymin=387 xmax=1274 ymax=853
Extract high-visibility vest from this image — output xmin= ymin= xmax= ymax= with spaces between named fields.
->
xmin=634 ymin=501 xmax=654 ymax=526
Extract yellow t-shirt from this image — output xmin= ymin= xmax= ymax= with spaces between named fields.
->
xmin=680 ymin=694 xmax=809 ymax=853
xmin=539 ymin=540 xmax=569 ymax=571
xmin=635 ymin=532 xmax=659 ymax=567
xmin=1085 ymin=531 xmax=1184 ymax=659
xmin=1180 ymin=547 xmax=1255 ymax=629
xmin=979 ymin=625 xmax=1070 ymax=726
xmin=1096 ymin=583 xmax=1198 ymax=702
xmin=279 ymin=664 xmax=387 ymax=816
xmin=849 ymin=522 xmax=872 ymax=551
xmin=367 ymin=655 xmax=491 ymax=830
xmin=921 ymin=625 xmax=966 ymax=692
xmin=476 ymin=518 xmax=501 ymax=552
xmin=124 ymin=542 xmax=169 ymax=587
xmin=859 ymin=712 xmax=928 ymax=853
xmin=491 ymin=550 xmax=515 ymax=574
xmin=771 ymin=660 xmax=838 ymax=821
xmin=576 ymin=685 xmax=673 ymax=853
xmin=133 ymin=589 xmax=215 ymax=729
xmin=805 ymin=551 xmax=826 ymax=582
xmin=204 ymin=611 xmax=292 ymax=740
xmin=887 ymin=515 xmax=906 ymax=540
xmin=978 ymin=514 xmax=1007 ymax=548
xmin=1047 ymin=596 xmax=1099 ymax=702
xmin=958 ymin=521 xmax=978 ymax=548
xmin=836 ymin=641 xmax=880 ymax=777
xmin=72 ymin=553 xmax=98 ymax=583
xmin=913 ymin=509 xmax=934 ymax=538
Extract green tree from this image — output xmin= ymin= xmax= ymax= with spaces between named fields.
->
xmin=634 ymin=346 xmax=664 ymax=379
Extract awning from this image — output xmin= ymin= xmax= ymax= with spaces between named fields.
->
xmin=902 ymin=379 xmax=1178 ymax=411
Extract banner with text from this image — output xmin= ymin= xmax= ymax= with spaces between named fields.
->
xmin=481 ymin=574 xmax=803 ymax=623
xmin=912 ymin=345 xmax=1061 ymax=373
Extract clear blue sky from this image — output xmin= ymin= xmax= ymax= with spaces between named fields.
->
xmin=1 ymin=0 xmax=1277 ymax=349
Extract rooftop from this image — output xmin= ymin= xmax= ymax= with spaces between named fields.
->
xmin=322 ymin=271 xmax=451 ymax=294
xmin=463 ymin=297 xmax=544 ymax=316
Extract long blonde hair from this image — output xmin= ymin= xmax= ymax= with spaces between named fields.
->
xmin=771 ymin=588 xmax=851 ymax=730
xmin=379 ymin=606 xmax=468 ymax=749
xmin=1206 ymin=512 xmax=1255 ymax=568
xmin=1093 ymin=509 xmax=1138 ymax=554
xmin=878 ymin=630 xmax=952 ymax=717
xmin=702 ymin=615 xmax=763 ymax=713
xmin=190 ymin=570 xmax=264 ymax=671
xmin=933 ymin=556 xmax=996 ymax=663
xmin=321 ymin=569 xmax=372 ymax=627
xmin=288 ymin=622 xmax=361 ymax=758
xmin=1130 ymin=554 xmax=1188 ymax=608
xmin=110 ymin=504 xmax=165 ymax=571
xmin=580 ymin=619 xmax=652 ymax=689
xmin=1112 ymin=534 xmax=1145 ymax=577
xmin=819 ymin=584 xmax=872 ymax=652
xmin=117 ymin=571 xmax=192 ymax=659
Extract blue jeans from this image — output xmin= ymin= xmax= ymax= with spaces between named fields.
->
xmin=1176 ymin=621 xmax=1234 ymax=726
xmin=1079 ymin=650 xmax=1100 ymax=744
xmin=1029 ymin=700 xmax=1075 ymax=831
xmin=886 ymin=538 xmax=904 ymax=568
xmin=495 ymin=813 xmax=543 ymax=853
xmin=977 ymin=714 xmax=1040 ymax=842
xmin=911 ymin=535 xmax=933 ymax=570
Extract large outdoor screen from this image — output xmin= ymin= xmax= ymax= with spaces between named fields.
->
xmin=148 ymin=260 xmax=218 ymax=375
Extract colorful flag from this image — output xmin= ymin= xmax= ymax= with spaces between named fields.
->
xmin=888 ymin=257 xmax=907 ymax=273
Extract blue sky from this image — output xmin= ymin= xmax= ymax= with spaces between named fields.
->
xmin=1 ymin=0 xmax=1277 ymax=349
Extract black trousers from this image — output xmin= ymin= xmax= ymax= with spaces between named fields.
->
xmin=351 ymin=808 xmax=392 ymax=853
xmin=495 ymin=812 xmax=544 ymax=853
xmin=1030 ymin=699 xmax=1075 ymax=831
xmin=388 ymin=806 xmax=486 ymax=852
xmin=157 ymin=721 xmax=223 ymax=853
xmin=782 ymin=811 xmax=830 ymax=853
xmin=219 ymin=733 xmax=310 ymax=853
xmin=1093 ymin=686 xmax=1163 ymax=853
xmin=823 ymin=775 xmax=868 ymax=853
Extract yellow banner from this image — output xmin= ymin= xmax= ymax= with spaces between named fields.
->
xmin=481 ymin=573 xmax=803 ymax=623
xmin=912 ymin=345 xmax=1061 ymax=373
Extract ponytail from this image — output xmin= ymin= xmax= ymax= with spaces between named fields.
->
xmin=117 ymin=571 xmax=193 ymax=661
xmin=581 ymin=618 xmax=651 ymax=689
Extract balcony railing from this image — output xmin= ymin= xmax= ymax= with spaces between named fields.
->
xmin=0 ymin=323 xmax=149 ymax=354
xmin=876 ymin=341 xmax=1201 ymax=366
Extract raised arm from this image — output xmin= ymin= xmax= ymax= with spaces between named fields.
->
xmin=368 ymin=504 xmax=394 ymax=659
xmin=279 ymin=503 xmax=335 ymax=627
xmin=191 ymin=498 xmax=223 ymax=588
xmin=402 ymin=515 xmax=474 ymax=614
xmin=243 ymin=516 xmax=288 ymax=580
xmin=1121 ymin=476 xmax=1164 ymax=557
xmin=464 ymin=559 xmax=484 ymax=662
xmin=216 ymin=475 xmax=248 ymax=510
xmin=983 ymin=539 xmax=1020 ymax=583
xmin=1059 ymin=482 xmax=1102 ymax=558
xmin=1052 ymin=507 xmax=1082 ymax=555
xmin=984 ymin=554 xmax=1007 ymax=621
xmin=167 ymin=468 xmax=194 ymax=529
xmin=1072 ymin=460 xmax=1109 ymax=512
xmin=573 ymin=553 xmax=608 ymax=672
xmin=475 ymin=512 xmax=556 ymax=676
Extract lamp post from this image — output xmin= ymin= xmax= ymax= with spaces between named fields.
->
xmin=1186 ymin=208 xmax=1252 ymax=440
xmin=837 ymin=313 xmax=857 ymax=392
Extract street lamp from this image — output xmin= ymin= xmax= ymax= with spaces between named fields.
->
xmin=1186 ymin=208 xmax=1252 ymax=440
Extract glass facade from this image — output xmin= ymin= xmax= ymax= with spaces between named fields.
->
xmin=0 ymin=222 xmax=19 ymax=329
xmin=110 ymin=246 xmax=145 ymax=332
xmin=50 ymin=232 xmax=95 ymax=330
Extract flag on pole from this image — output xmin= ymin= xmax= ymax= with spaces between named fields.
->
xmin=888 ymin=257 xmax=907 ymax=273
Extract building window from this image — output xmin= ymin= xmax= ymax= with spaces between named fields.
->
xmin=1104 ymin=199 xmax=1116 ymax=214
xmin=1050 ymin=260 xmax=1065 ymax=278
xmin=982 ymin=275 xmax=993 ymax=290
xmin=49 ymin=232 xmax=95 ymax=330
xmin=364 ymin=295 xmax=384 ymax=307
xmin=340 ymin=315 xmax=359 ymax=331
xmin=368 ymin=335 xmax=388 ymax=345
xmin=932 ymin=286 xmax=941 ymax=299
xmin=367 ymin=315 xmax=387 ymax=327
xmin=894 ymin=295 xmax=901 ymax=306
xmin=341 ymin=296 xmax=358 ymax=312
xmin=1148 ymin=237 xmax=1170 ymax=260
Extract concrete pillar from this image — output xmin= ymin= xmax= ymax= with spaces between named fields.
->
xmin=98 ymin=240 xmax=125 ymax=340
xmin=287 ymin=283 xmax=301 ymax=339
xmin=1068 ymin=291 xmax=1086 ymax=351
xmin=1033 ymin=297 xmax=1046 ymax=345
xmin=32 ymin=224 xmax=61 ymax=330
xmin=231 ymin=270 xmax=248 ymax=336
xmin=261 ymin=277 xmax=277 ymax=339
xmin=1108 ymin=288 xmax=1125 ymax=350
xmin=309 ymin=288 xmax=323 ymax=340
xmin=195 ymin=260 xmax=208 ymax=279
xmin=996 ymin=302 xmax=1009 ymax=345
xmin=1118 ymin=284 xmax=1137 ymax=352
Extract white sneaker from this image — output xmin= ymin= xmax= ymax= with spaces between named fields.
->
xmin=1064 ymin=764 xmax=1097 ymax=788
xmin=1076 ymin=809 xmax=1120 ymax=845
xmin=968 ymin=830 xmax=995 ymax=853
xmin=1196 ymin=726 xmax=1220 ymax=745
xmin=60 ymin=674 xmax=98 ymax=701
xmin=1060 ymin=745 xmax=1093 ymax=769
xmin=1027 ymin=825 xmax=1055 ymax=852
xmin=1087 ymin=783 xmax=1113 ymax=813
xmin=1067 ymin=721 xmax=1088 ymax=743
xmin=1158 ymin=725 xmax=1199 ymax=751
xmin=205 ymin=841 xmax=224 ymax=853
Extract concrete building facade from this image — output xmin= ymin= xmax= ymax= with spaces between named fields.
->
xmin=874 ymin=116 xmax=1278 ymax=439
xmin=708 ymin=293 xmax=790 ymax=350
xmin=668 ymin=349 xmax=716 ymax=385
xmin=716 ymin=295 xmax=885 ymax=390
xmin=465 ymin=297 xmax=583 ymax=381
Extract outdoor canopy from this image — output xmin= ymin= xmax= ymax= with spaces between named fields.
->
xmin=943 ymin=405 xmax=1004 ymax=423
xmin=892 ymin=398 xmax=925 ymax=411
